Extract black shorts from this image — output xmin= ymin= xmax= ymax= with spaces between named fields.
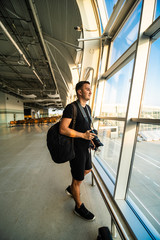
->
xmin=69 ymin=146 xmax=92 ymax=181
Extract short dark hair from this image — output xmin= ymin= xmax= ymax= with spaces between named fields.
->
xmin=75 ymin=81 xmax=90 ymax=94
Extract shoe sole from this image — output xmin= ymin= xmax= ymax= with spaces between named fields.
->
xmin=65 ymin=189 xmax=73 ymax=197
xmin=74 ymin=210 xmax=96 ymax=221
xmin=65 ymin=189 xmax=82 ymax=197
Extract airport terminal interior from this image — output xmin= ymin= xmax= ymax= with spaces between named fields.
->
xmin=0 ymin=0 xmax=160 ymax=239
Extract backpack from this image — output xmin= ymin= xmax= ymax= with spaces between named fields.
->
xmin=47 ymin=103 xmax=77 ymax=164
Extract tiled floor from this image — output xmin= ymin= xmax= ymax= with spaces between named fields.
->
xmin=0 ymin=124 xmax=113 ymax=240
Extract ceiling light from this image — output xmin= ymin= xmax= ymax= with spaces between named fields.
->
xmin=74 ymin=26 xmax=82 ymax=32
xmin=47 ymin=94 xmax=60 ymax=98
xmin=22 ymin=94 xmax=37 ymax=98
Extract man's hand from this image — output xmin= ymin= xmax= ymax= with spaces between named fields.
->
xmin=90 ymin=139 xmax=96 ymax=150
xmin=83 ymin=130 xmax=95 ymax=140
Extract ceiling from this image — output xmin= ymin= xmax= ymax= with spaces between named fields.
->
xmin=0 ymin=0 xmax=82 ymax=109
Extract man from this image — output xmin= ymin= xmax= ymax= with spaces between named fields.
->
xmin=59 ymin=81 xmax=96 ymax=221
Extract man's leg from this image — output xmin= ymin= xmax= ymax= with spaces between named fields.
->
xmin=71 ymin=178 xmax=82 ymax=208
xmin=84 ymin=169 xmax=91 ymax=176
xmin=71 ymin=169 xmax=91 ymax=207
xmin=71 ymin=171 xmax=95 ymax=221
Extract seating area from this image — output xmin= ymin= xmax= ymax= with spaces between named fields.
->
xmin=9 ymin=116 xmax=61 ymax=126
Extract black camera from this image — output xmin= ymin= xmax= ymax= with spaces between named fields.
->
xmin=90 ymin=129 xmax=103 ymax=150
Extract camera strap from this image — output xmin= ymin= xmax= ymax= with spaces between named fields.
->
xmin=76 ymin=100 xmax=93 ymax=129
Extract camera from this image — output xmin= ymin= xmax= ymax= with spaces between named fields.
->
xmin=90 ymin=129 xmax=103 ymax=150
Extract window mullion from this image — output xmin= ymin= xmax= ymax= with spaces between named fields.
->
xmin=114 ymin=0 xmax=156 ymax=200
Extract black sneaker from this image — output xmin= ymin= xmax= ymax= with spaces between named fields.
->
xmin=65 ymin=186 xmax=72 ymax=197
xmin=74 ymin=203 xmax=95 ymax=221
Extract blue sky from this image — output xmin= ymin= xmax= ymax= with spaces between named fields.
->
xmin=104 ymin=0 xmax=118 ymax=19
xmin=103 ymin=0 xmax=160 ymax=108
xmin=142 ymin=38 xmax=160 ymax=107
xmin=110 ymin=1 xmax=142 ymax=66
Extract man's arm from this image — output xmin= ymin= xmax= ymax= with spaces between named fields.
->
xmin=59 ymin=118 xmax=95 ymax=140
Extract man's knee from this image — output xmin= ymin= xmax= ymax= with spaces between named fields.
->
xmin=84 ymin=169 xmax=91 ymax=175
xmin=72 ymin=179 xmax=83 ymax=186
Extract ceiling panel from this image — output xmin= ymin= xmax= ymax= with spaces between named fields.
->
xmin=0 ymin=0 xmax=82 ymax=109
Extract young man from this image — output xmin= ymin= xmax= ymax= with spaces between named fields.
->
xmin=59 ymin=81 xmax=96 ymax=221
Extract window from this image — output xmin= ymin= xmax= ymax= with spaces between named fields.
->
xmin=104 ymin=0 xmax=118 ymax=19
xmin=95 ymin=120 xmax=125 ymax=183
xmin=96 ymin=0 xmax=108 ymax=33
xmin=101 ymin=60 xmax=134 ymax=118
xmin=140 ymin=38 xmax=160 ymax=119
xmin=126 ymin=124 xmax=160 ymax=236
xmin=94 ymin=0 xmax=160 ymax=238
xmin=155 ymin=0 xmax=160 ymax=19
xmin=126 ymin=37 xmax=160 ymax=238
xmin=110 ymin=1 xmax=142 ymax=66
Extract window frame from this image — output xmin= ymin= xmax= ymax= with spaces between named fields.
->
xmin=92 ymin=0 xmax=160 ymax=239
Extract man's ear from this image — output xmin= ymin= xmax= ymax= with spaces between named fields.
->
xmin=77 ymin=89 xmax=82 ymax=96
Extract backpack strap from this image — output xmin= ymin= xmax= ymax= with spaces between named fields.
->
xmin=76 ymin=100 xmax=93 ymax=128
xmin=71 ymin=103 xmax=77 ymax=148
xmin=71 ymin=102 xmax=77 ymax=129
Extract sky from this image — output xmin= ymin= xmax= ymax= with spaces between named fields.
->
xmin=102 ymin=0 xmax=160 ymax=108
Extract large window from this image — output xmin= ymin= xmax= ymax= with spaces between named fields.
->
xmin=155 ymin=0 xmax=160 ymax=19
xmin=110 ymin=1 xmax=142 ymax=66
xmin=126 ymin=124 xmax=160 ymax=236
xmin=101 ymin=60 xmax=134 ymax=118
xmin=96 ymin=120 xmax=125 ymax=183
xmin=140 ymin=38 xmax=160 ymax=119
xmin=93 ymin=0 xmax=160 ymax=239
xmin=126 ymin=37 xmax=160 ymax=236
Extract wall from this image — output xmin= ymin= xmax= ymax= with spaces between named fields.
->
xmin=0 ymin=91 xmax=24 ymax=127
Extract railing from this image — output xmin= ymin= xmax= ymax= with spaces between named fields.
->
xmin=91 ymin=165 xmax=137 ymax=240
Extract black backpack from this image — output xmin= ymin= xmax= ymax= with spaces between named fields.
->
xmin=47 ymin=103 xmax=77 ymax=164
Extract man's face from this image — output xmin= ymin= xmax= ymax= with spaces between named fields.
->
xmin=79 ymin=83 xmax=92 ymax=101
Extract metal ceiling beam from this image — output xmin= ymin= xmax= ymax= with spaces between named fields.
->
xmin=0 ymin=21 xmax=44 ymax=86
xmin=45 ymin=35 xmax=82 ymax=50
xmin=78 ymin=36 xmax=109 ymax=42
xmin=0 ymin=21 xmax=31 ymax=67
xmin=0 ymin=71 xmax=40 ymax=79
xmin=44 ymin=39 xmax=75 ymax=68
xmin=28 ymin=0 xmax=60 ymax=95
xmin=46 ymin=43 xmax=70 ymax=92
xmin=23 ymin=99 xmax=62 ymax=103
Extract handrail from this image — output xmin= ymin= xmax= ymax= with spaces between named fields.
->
xmin=131 ymin=118 xmax=160 ymax=125
xmin=91 ymin=165 xmax=137 ymax=240
xmin=94 ymin=116 xmax=160 ymax=125
xmin=94 ymin=116 xmax=126 ymax=121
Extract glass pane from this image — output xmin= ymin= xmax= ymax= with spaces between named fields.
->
xmin=96 ymin=4 xmax=104 ymax=34
xmin=140 ymin=38 xmax=160 ymax=118
xmin=95 ymin=120 xmax=125 ymax=183
xmin=126 ymin=124 xmax=160 ymax=236
xmin=155 ymin=0 xmax=160 ymax=19
xmin=97 ymin=0 xmax=108 ymax=31
xmin=101 ymin=60 xmax=134 ymax=118
xmin=104 ymin=0 xmax=118 ymax=18
xmin=110 ymin=1 xmax=142 ymax=66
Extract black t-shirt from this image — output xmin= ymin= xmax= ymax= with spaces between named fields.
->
xmin=62 ymin=101 xmax=91 ymax=148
